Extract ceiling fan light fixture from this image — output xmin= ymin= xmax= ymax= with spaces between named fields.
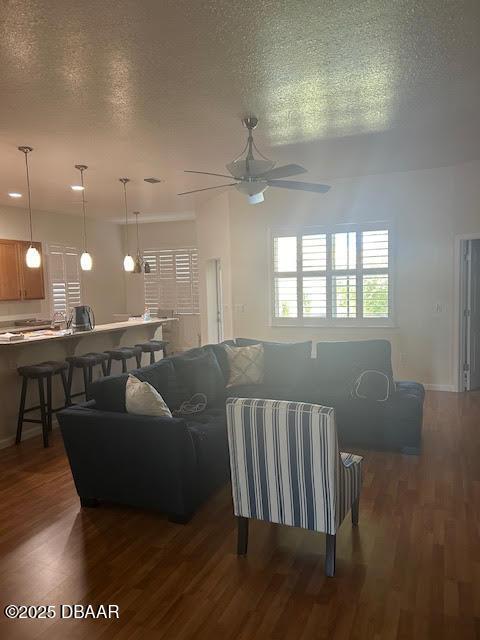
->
xmin=248 ymin=192 xmax=264 ymax=205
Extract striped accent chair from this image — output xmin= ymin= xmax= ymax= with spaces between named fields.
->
xmin=226 ymin=397 xmax=363 ymax=576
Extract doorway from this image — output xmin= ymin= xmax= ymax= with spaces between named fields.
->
xmin=205 ymin=258 xmax=224 ymax=343
xmin=458 ymin=238 xmax=480 ymax=391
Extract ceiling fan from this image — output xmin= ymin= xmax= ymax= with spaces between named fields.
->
xmin=178 ymin=116 xmax=331 ymax=204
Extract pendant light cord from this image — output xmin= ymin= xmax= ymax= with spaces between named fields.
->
xmin=22 ymin=148 xmax=34 ymax=244
xmin=80 ymin=168 xmax=87 ymax=251
xmin=120 ymin=178 xmax=130 ymax=255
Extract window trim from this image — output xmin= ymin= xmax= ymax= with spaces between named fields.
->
xmin=268 ymin=222 xmax=395 ymax=328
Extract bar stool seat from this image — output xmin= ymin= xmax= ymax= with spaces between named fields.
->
xmin=17 ymin=361 xmax=69 ymax=448
xmin=18 ymin=360 xmax=68 ymax=378
xmin=66 ymin=352 xmax=109 ymax=403
xmin=134 ymin=340 xmax=168 ymax=365
xmin=105 ymin=346 xmax=142 ymax=374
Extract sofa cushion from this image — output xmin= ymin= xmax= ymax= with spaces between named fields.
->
xmin=89 ymin=373 xmax=129 ymax=413
xmin=206 ymin=340 xmax=236 ymax=382
xmin=172 ymin=349 xmax=225 ymax=406
xmin=236 ymin=338 xmax=312 ymax=386
xmin=315 ymin=340 xmax=394 ymax=389
xmin=225 ymin=343 xmax=264 ymax=387
xmin=89 ymin=357 xmax=181 ymax=413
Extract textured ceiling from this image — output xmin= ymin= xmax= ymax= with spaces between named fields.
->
xmin=0 ymin=0 xmax=479 ymax=220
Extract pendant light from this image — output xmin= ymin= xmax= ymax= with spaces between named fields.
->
xmin=119 ymin=178 xmax=134 ymax=272
xmin=18 ymin=146 xmax=41 ymax=268
xmin=132 ymin=211 xmax=151 ymax=274
xmin=75 ymin=164 xmax=93 ymax=271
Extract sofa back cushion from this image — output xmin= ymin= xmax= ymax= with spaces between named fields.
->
xmin=172 ymin=349 xmax=225 ymax=406
xmin=89 ymin=357 xmax=181 ymax=413
xmin=235 ymin=338 xmax=312 ymax=387
xmin=315 ymin=340 xmax=394 ymax=388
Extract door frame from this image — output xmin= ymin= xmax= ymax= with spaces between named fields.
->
xmin=454 ymin=233 xmax=480 ymax=392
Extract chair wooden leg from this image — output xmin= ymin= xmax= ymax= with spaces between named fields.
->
xmin=352 ymin=496 xmax=360 ymax=526
xmin=237 ymin=516 xmax=249 ymax=555
xmin=37 ymin=378 xmax=49 ymax=448
xmin=325 ymin=533 xmax=336 ymax=577
xmin=16 ymin=377 xmax=28 ymax=444
xmin=66 ymin=364 xmax=74 ymax=406
xmin=46 ymin=374 xmax=53 ymax=431
xmin=60 ymin=369 xmax=70 ymax=407
xmin=82 ymin=366 xmax=89 ymax=400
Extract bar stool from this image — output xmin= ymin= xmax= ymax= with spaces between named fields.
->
xmin=16 ymin=361 xmax=70 ymax=448
xmin=66 ymin=352 xmax=110 ymax=403
xmin=134 ymin=340 xmax=168 ymax=365
xmin=104 ymin=346 xmax=142 ymax=375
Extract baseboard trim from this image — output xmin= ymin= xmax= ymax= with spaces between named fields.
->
xmin=423 ymin=384 xmax=457 ymax=392
xmin=0 ymin=421 xmax=59 ymax=450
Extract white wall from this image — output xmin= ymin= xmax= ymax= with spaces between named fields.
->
xmin=226 ymin=161 xmax=480 ymax=388
xmin=0 ymin=204 xmax=126 ymax=324
xmin=195 ymin=192 xmax=234 ymax=343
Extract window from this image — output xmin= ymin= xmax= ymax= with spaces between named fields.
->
xmin=272 ymin=225 xmax=391 ymax=325
xmin=144 ymin=248 xmax=199 ymax=314
xmin=47 ymin=244 xmax=82 ymax=316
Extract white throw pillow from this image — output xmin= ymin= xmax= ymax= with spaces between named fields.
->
xmin=125 ymin=375 xmax=172 ymax=417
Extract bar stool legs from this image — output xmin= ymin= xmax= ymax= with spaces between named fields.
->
xmin=15 ymin=378 xmax=28 ymax=445
xmin=16 ymin=361 xmax=70 ymax=448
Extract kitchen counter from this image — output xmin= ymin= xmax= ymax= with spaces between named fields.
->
xmin=0 ymin=317 xmax=177 ymax=448
xmin=0 ymin=318 xmax=176 ymax=346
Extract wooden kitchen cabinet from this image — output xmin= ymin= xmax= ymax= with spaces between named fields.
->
xmin=0 ymin=239 xmax=45 ymax=301
xmin=17 ymin=241 xmax=45 ymax=300
xmin=0 ymin=240 xmax=22 ymax=300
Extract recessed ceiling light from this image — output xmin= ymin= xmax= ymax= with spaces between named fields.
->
xmin=71 ymin=185 xmax=85 ymax=191
xmin=8 ymin=192 xmax=22 ymax=198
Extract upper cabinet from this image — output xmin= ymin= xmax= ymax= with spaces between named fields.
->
xmin=0 ymin=239 xmax=45 ymax=301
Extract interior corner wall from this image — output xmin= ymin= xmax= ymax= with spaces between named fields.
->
xmin=195 ymin=192 xmax=233 ymax=343
xmin=0 ymin=204 xmax=126 ymax=324
xmin=227 ymin=161 xmax=480 ymax=388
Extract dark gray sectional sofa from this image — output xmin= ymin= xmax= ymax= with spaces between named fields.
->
xmin=58 ymin=338 xmax=424 ymax=522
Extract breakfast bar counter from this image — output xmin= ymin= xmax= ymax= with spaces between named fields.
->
xmin=0 ymin=318 xmax=177 ymax=447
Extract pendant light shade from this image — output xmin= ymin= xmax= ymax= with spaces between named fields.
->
xmin=123 ymin=254 xmax=135 ymax=272
xmin=75 ymin=164 xmax=93 ymax=271
xmin=119 ymin=178 xmax=134 ymax=272
xmin=80 ymin=251 xmax=93 ymax=271
xmin=26 ymin=245 xmax=41 ymax=268
xmin=18 ymin=146 xmax=41 ymax=269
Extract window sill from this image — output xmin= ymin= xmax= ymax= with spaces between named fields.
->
xmin=270 ymin=320 xmax=397 ymax=329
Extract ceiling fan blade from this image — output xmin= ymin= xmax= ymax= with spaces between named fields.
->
xmin=178 ymin=183 xmax=238 ymax=196
xmin=259 ymin=164 xmax=307 ymax=179
xmin=184 ymin=170 xmax=240 ymax=180
xmin=266 ymin=179 xmax=331 ymax=193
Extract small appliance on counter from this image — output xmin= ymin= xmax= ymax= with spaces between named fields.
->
xmin=67 ymin=305 xmax=95 ymax=332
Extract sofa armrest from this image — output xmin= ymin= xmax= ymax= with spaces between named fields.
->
xmin=57 ymin=404 xmax=197 ymax=518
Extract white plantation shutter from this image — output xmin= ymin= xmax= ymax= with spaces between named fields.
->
xmin=272 ymin=226 xmax=391 ymax=324
xmin=47 ymin=245 xmax=83 ymax=315
xmin=144 ymin=248 xmax=199 ymax=314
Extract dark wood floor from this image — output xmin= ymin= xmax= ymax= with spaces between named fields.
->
xmin=0 ymin=391 xmax=479 ymax=639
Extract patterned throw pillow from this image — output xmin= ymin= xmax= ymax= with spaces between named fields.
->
xmin=224 ymin=344 xmax=264 ymax=388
